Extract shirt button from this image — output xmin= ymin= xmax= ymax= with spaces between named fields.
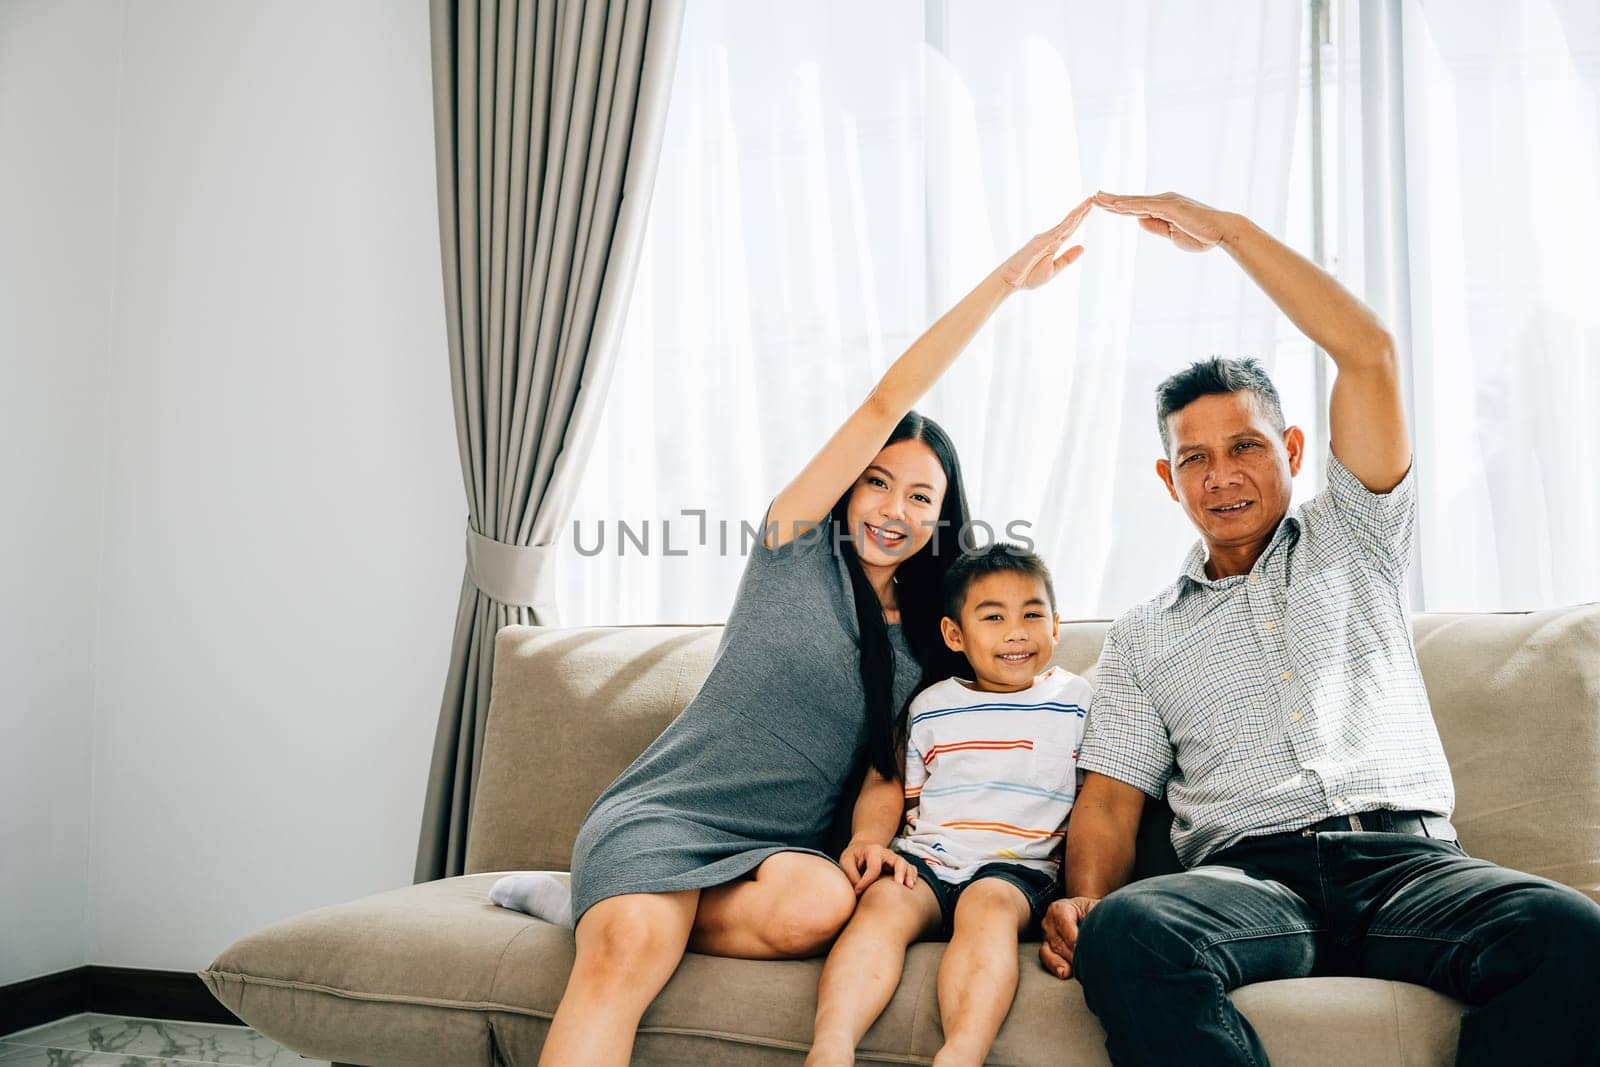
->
xmin=1280 ymin=670 xmax=1294 ymax=682
xmin=1291 ymin=711 xmax=1302 ymax=722
xmin=1248 ymin=574 xmax=1258 ymax=583
xmin=1263 ymin=620 xmax=1276 ymax=631
xmin=1334 ymin=796 xmax=1347 ymax=806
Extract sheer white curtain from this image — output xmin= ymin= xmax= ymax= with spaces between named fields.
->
xmin=557 ymin=0 xmax=1319 ymax=625
xmin=1395 ymin=0 xmax=1600 ymax=610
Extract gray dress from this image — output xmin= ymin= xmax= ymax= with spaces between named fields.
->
xmin=569 ymin=511 xmax=923 ymax=922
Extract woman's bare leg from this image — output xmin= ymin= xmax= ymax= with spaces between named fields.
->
xmin=542 ymin=854 xmax=859 ymax=1064
xmin=538 ymin=889 xmax=699 ymax=1067
xmin=691 ymin=852 xmax=859 ymax=959
xmin=806 ymin=877 xmax=942 ymax=1066
xmin=931 ymin=879 xmax=1032 ymax=1067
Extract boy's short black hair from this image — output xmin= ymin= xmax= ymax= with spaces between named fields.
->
xmin=942 ymin=543 xmax=1057 ymax=620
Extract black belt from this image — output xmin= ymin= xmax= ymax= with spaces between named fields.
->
xmin=1296 ymin=809 xmax=1457 ymax=841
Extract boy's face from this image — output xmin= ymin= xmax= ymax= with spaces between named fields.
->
xmin=940 ymin=570 xmax=1061 ymax=693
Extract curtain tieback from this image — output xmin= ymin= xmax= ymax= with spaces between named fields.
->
xmin=465 ymin=523 xmax=556 ymax=609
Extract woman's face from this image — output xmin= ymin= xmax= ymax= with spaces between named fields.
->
xmin=845 ymin=438 xmax=949 ymax=569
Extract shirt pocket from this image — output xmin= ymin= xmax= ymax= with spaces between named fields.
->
xmin=1029 ymin=739 xmax=1079 ymax=796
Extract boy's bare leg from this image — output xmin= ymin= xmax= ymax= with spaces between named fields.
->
xmin=932 ymin=879 xmax=1033 ymax=1066
xmin=806 ymin=877 xmax=942 ymax=1066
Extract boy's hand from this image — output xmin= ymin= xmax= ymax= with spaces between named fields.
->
xmin=1039 ymin=895 xmax=1099 ymax=979
xmin=839 ymin=840 xmax=919 ymax=895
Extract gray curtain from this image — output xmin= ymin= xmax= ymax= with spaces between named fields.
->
xmin=415 ymin=0 xmax=684 ymax=883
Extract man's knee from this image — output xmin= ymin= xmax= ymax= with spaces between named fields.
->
xmin=1498 ymin=881 xmax=1600 ymax=982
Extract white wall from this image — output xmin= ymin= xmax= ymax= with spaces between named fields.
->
xmin=3 ymin=0 xmax=463 ymax=980
xmin=0 ymin=0 xmax=122 ymax=987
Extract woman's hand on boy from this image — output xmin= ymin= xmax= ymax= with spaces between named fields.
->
xmin=839 ymin=840 xmax=919 ymax=895
xmin=1039 ymin=895 xmax=1100 ymax=980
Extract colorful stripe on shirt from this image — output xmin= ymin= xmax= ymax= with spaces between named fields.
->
xmin=940 ymin=820 xmax=1068 ymax=841
xmin=911 ymin=700 xmax=1086 ymax=726
xmin=922 ymin=738 xmax=1033 ymax=765
xmin=919 ymin=780 xmax=1077 ymax=802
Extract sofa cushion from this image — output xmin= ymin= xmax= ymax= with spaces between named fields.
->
xmin=465 ymin=626 xmax=724 ymax=876
xmin=1413 ymin=609 xmax=1600 ymax=899
xmin=203 ymin=872 xmax=1463 ymax=1066
xmin=201 ymin=874 xmax=529 ymax=1065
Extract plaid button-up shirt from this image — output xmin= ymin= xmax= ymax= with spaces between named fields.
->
xmin=1077 ymin=452 xmax=1454 ymax=867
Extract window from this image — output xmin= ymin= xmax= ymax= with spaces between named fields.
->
xmin=558 ymin=0 xmax=1600 ymax=624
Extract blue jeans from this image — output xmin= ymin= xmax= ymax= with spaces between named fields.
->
xmin=1073 ymin=829 xmax=1600 ymax=1065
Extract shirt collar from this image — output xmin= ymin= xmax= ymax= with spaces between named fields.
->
xmin=1161 ymin=508 xmax=1304 ymax=611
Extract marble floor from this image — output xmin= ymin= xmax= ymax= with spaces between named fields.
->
xmin=0 ymin=1014 xmax=327 ymax=1066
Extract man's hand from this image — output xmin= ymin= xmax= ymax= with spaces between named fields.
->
xmin=995 ymin=196 xmax=1093 ymax=290
xmin=839 ymin=840 xmax=918 ymax=895
xmin=1093 ymin=190 xmax=1235 ymax=253
xmin=1039 ymin=896 xmax=1099 ymax=979
xmin=1098 ymin=189 xmax=1409 ymax=490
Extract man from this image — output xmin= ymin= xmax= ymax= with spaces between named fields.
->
xmin=1040 ymin=190 xmax=1600 ymax=1065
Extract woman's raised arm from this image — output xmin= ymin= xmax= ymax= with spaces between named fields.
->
xmin=763 ymin=197 xmax=1094 ymax=548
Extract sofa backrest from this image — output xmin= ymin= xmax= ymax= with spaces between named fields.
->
xmin=465 ymin=605 xmax=1600 ymax=904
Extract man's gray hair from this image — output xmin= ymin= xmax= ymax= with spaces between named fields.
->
xmin=1155 ymin=357 xmax=1286 ymax=456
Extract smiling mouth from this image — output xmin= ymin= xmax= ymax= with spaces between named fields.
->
xmin=864 ymin=522 xmax=907 ymax=547
xmin=997 ymin=651 xmax=1035 ymax=664
xmin=1209 ymin=500 xmax=1254 ymax=515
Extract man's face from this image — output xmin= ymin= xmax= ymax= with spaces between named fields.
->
xmin=1157 ymin=391 xmax=1305 ymax=554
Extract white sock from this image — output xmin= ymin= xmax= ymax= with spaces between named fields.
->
xmin=488 ymin=872 xmax=574 ymax=928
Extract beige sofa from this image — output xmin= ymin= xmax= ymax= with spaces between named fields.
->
xmin=202 ymin=606 xmax=1600 ymax=1065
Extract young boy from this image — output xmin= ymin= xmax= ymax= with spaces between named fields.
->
xmin=806 ymin=543 xmax=1091 ymax=1067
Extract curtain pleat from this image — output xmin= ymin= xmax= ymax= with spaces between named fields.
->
xmin=415 ymin=0 xmax=684 ymax=883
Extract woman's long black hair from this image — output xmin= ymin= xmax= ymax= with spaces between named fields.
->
xmin=828 ymin=411 xmax=971 ymax=781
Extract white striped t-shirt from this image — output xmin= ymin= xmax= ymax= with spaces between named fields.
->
xmin=891 ymin=666 xmax=1092 ymax=884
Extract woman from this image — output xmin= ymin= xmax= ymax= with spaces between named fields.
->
xmin=515 ymin=197 xmax=1093 ymax=1066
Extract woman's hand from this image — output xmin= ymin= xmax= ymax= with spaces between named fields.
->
xmin=1092 ymin=190 xmax=1237 ymax=253
xmin=839 ymin=839 xmax=919 ymax=895
xmin=766 ymin=197 xmax=1094 ymax=547
xmin=994 ymin=196 xmax=1094 ymax=291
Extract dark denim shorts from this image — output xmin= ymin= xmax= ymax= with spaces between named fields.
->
xmin=897 ymin=850 xmax=1059 ymax=938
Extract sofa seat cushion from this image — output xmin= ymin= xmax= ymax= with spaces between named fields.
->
xmin=203 ymin=872 xmax=1464 ymax=1066
xmin=201 ymin=873 xmax=547 ymax=1065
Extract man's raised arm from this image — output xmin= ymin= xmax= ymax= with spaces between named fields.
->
xmin=1095 ymin=190 xmax=1410 ymax=493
